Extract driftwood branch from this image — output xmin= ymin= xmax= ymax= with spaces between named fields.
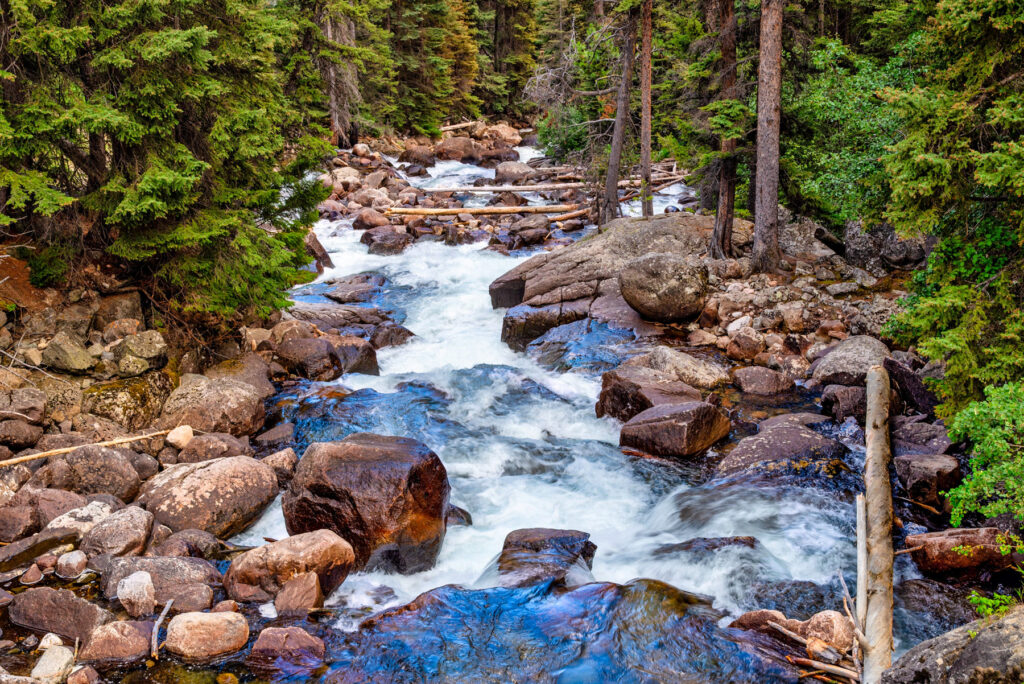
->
xmin=439 ymin=121 xmax=480 ymax=132
xmin=152 ymin=599 xmax=174 ymax=659
xmin=0 ymin=429 xmax=173 ymax=468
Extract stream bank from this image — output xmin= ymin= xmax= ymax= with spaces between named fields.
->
xmin=0 ymin=132 xmax=1013 ymax=683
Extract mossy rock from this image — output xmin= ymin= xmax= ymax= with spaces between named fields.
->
xmin=81 ymin=371 xmax=175 ymax=431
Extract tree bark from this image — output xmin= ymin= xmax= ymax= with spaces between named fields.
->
xmin=752 ymin=0 xmax=783 ymax=272
xmin=709 ymin=0 xmax=737 ymax=259
xmin=639 ymin=0 xmax=653 ymax=219
xmin=601 ymin=15 xmax=636 ymax=225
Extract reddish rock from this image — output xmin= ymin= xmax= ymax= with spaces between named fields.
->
xmin=80 ymin=505 xmax=153 ymax=557
xmin=158 ymin=374 xmax=266 ymax=437
xmin=78 ymin=621 xmax=153 ymax=666
xmin=352 ymin=208 xmax=391 ymax=231
xmin=27 ymin=446 xmax=141 ymax=501
xmin=821 ymin=384 xmax=867 ymax=423
xmin=164 ymin=611 xmax=249 ymax=662
xmin=150 ymin=528 xmax=221 ymax=559
xmin=619 ymin=402 xmax=731 ymax=458
xmin=247 ymin=626 xmax=325 ymax=675
xmin=262 ymin=448 xmax=298 ymax=487
xmin=136 ymin=456 xmax=278 ymax=537
xmin=274 ymin=571 xmax=324 ymax=616
xmin=496 ymin=528 xmax=596 ymax=588
xmin=276 ymin=337 xmax=344 ymax=382
xmin=726 ymin=327 xmax=766 ymax=361
xmin=732 ymin=367 xmax=795 ymax=395
xmin=434 ymin=136 xmax=479 ymax=163
xmin=596 ymin=366 xmax=701 ymax=422
xmin=224 ymin=529 xmax=354 ymax=602
xmin=907 ymin=528 xmax=1020 ymax=578
xmin=164 ymin=582 xmax=214 ymax=612
xmin=283 ymin=434 xmax=450 ymax=573
xmin=8 ymin=587 xmax=113 ymax=643
xmin=100 ymin=556 xmax=222 ymax=606
xmin=176 ymin=433 xmax=253 ymax=464
xmin=327 ymin=334 xmax=380 ymax=375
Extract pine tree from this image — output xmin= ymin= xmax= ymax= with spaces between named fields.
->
xmin=0 ymin=0 xmax=329 ymax=323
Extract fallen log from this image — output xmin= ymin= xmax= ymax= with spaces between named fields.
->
xmin=385 ymin=204 xmax=579 ymax=217
xmin=422 ymin=182 xmax=590 ymax=194
xmin=439 ymin=121 xmax=479 ymax=132
xmin=0 ymin=429 xmax=174 ymax=468
xmin=814 ymin=226 xmax=846 ymax=256
xmin=551 ymin=208 xmax=592 ymax=222
xmin=862 ymin=365 xmax=894 ymax=684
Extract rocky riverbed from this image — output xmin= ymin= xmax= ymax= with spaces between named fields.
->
xmin=0 ymin=129 xmax=1019 ymax=683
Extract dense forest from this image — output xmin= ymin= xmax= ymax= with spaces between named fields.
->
xmin=1 ymin=0 xmax=1023 ymax=679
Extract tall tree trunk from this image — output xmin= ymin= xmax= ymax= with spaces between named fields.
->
xmin=602 ymin=15 xmax=636 ymax=224
xmin=639 ymin=0 xmax=653 ymax=218
xmin=818 ymin=0 xmax=825 ymax=36
xmin=709 ymin=0 xmax=737 ymax=259
xmin=324 ymin=17 xmax=341 ymax=145
xmin=752 ymin=0 xmax=783 ymax=273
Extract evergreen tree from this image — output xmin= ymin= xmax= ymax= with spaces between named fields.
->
xmin=0 ymin=0 xmax=329 ymax=323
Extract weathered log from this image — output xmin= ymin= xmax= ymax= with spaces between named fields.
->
xmin=385 ymin=204 xmax=578 ymax=217
xmin=862 ymin=364 xmax=894 ymax=683
xmin=439 ymin=121 xmax=479 ymax=132
xmin=551 ymin=208 xmax=592 ymax=222
xmin=0 ymin=429 xmax=173 ymax=468
xmin=813 ymin=226 xmax=846 ymax=256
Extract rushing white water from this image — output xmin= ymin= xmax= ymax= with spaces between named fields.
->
xmin=236 ymin=156 xmax=857 ymax=631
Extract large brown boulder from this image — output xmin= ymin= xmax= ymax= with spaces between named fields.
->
xmin=224 ymin=529 xmax=355 ymax=602
xmin=434 ymin=136 xmax=480 ymax=162
xmin=136 ymin=456 xmax=278 ymax=537
xmin=159 ymin=374 xmax=265 ymax=436
xmin=164 ymin=611 xmax=249 ymax=662
xmin=399 ymin=145 xmax=436 ymax=167
xmin=733 ymin=367 xmax=794 ymax=395
xmin=80 ymin=505 xmax=153 ymax=557
xmin=327 ymin=334 xmax=380 ymax=375
xmin=8 ymin=587 xmax=113 ymax=643
xmin=619 ymin=254 xmax=708 ymax=323
xmin=494 ymin=161 xmax=533 ymax=184
xmin=276 ymin=337 xmax=344 ymax=381
xmin=27 ymin=445 xmax=141 ymax=501
xmin=78 ymin=621 xmax=153 ymax=667
xmin=283 ymin=434 xmax=450 ymax=573
xmin=205 ymin=353 xmax=275 ymax=399
xmin=906 ymin=528 xmax=1020 ymax=578
xmin=595 ymin=366 xmax=701 ymax=422
xmin=99 ymin=556 xmax=222 ymax=605
xmin=176 ymin=432 xmax=253 ymax=464
xmin=619 ymin=402 xmax=731 ymax=457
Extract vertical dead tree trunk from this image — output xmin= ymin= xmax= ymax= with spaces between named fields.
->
xmin=324 ymin=16 xmax=341 ymax=145
xmin=863 ymin=364 xmax=894 ymax=683
xmin=602 ymin=15 xmax=636 ymax=224
xmin=639 ymin=0 xmax=653 ymax=219
xmin=752 ymin=0 xmax=782 ymax=272
xmin=709 ymin=0 xmax=737 ymax=259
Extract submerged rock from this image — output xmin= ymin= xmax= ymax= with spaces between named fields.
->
xmin=494 ymin=528 xmax=597 ymax=588
xmin=283 ymin=434 xmax=450 ymax=573
xmin=248 ymin=626 xmax=326 ymax=676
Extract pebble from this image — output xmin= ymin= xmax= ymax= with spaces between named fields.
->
xmin=20 ymin=564 xmax=43 ymax=585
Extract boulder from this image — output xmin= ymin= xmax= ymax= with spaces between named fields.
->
xmin=821 ymin=384 xmax=867 ymax=423
xmin=495 ymin=528 xmax=596 ymax=588
xmin=247 ymin=626 xmax=326 ymax=675
xmin=434 ymin=136 xmax=479 ymax=162
xmin=757 ymin=412 xmax=832 ymax=432
xmin=484 ymin=123 xmax=523 ymax=146
xmin=94 ymin=292 xmax=143 ymax=331
xmin=27 ymin=446 xmax=141 ymax=501
xmin=276 ymin=336 xmax=344 ymax=381
xmin=398 ymin=145 xmax=435 ymax=167
xmin=262 ymin=448 xmax=298 ymax=486
xmin=102 ymin=318 xmax=142 ymax=344
xmin=112 ymin=330 xmax=167 ymax=376
xmin=595 ymin=366 xmax=701 ymax=422
xmin=159 ymin=374 xmax=265 ymax=437
xmin=8 ymin=587 xmax=112 ymax=643
xmin=30 ymin=645 xmax=76 ymax=684
xmin=733 ymin=367 xmax=794 ymax=395
xmin=254 ymin=423 xmax=294 ymax=448
xmin=362 ymin=226 xmax=413 ymax=255
xmin=164 ymin=611 xmax=249 ymax=662
xmin=906 ymin=528 xmax=1019 ymax=578
xmin=620 ymin=402 xmax=731 ymax=457
xmin=500 ymin=300 xmax=590 ymax=352
xmin=621 ymin=346 xmax=729 ymax=390
xmin=41 ymin=331 xmax=94 ymax=373
xmin=0 ymin=388 xmax=46 ymax=425
xmin=117 ymin=570 xmax=156 ymax=617
xmin=274 ymin=571 xmax=324 ymax=616
xmin=164 ymin=583 xmax=214 ymax=613
xmin=894 ymin=454 xmax=960 ymax=509
xmin=80 ymin=371 xmax=174 ymax=431
xmin=716 ymin=424 xmax=849 ymax=478
xmin=99 ymin=556 xmax=222 ymax=605
xmin=882 ymin=607 xmax=1024 ymax=684
xmin=283 ymin=434 xmax=450 ymax=573
xmin=177 ymin=433 xmax=253 ymax=464
xmin=205 ymin=353 xmax=275 ymax=399
xmin=224 ymin=529 xmax=355 ymax=602
xmin=811 ymin=335 xmax=890 ymax=386
xmin=136 ymin=456 xmax=277 ymax=537
xmin=352 ymin=208 xmax=391 ymax=231
xmin=305 ymin=230 xmax=334 ymax=273
xmin=78 ymin=621 xmax=153 ymax=667
xmin=150 ymin=528 xmax=221 ymax=559
xmin=726 ymin=327 xmax=766 ymax=362
xmin=327 ymin=334 xmax=380 ymax=375
xmin=80 ymin=506 xmax=154 ymax=557
xmin=0 ymin=419 xmax=42 ymax=449
xmin=619 ymin=254 xmax=708 ymax=323
xmin=494 ymin=161 xmax=533 ymax=184
xmin=42 ymin=500 xmax=115 ymax=537
xmin=892 ymin=419 xmax=952 ymax=456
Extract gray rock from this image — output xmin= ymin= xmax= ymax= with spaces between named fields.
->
xmin=812 ymin=335 xmax=890 ymax=386
xmin=158 ymin=374 xmax=265 ymax=437
xmin=494 ymin=161 xmax=533 ymax=184
xmin=41 ymin=331 xmax=93 ymax=373
xmin=117 ymin=570 xmax=156 ymax=617
xmin=619 ymin=254 xmax=708 ymax=323
xmin=883 ymin=607 xmax=1024 ymax=683
xmin=80 ymin=506 xmax=153 ymax=557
